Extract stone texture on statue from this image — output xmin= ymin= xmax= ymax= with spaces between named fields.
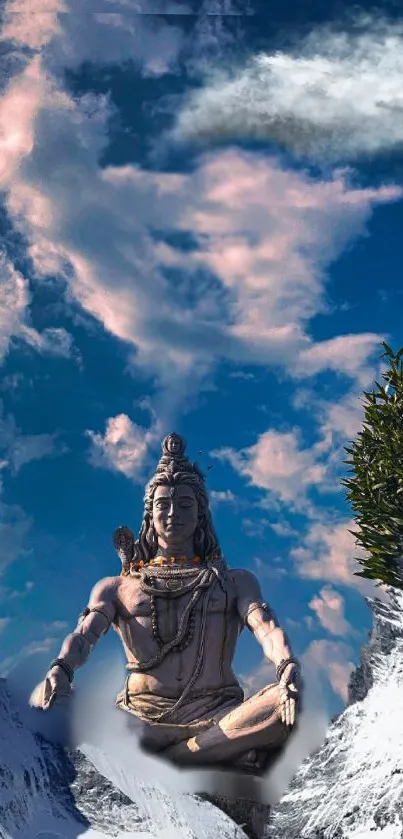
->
xmin=29 ymin=433 xmax=301 ymax=774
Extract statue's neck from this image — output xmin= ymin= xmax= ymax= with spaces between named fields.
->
xmin=156 ymin=543 xmax=198 ymax=564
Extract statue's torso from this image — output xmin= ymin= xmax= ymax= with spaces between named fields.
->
xmin=113 ymin=569 xmax=243 ymax=699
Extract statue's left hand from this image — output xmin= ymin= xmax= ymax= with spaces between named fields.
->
xmin=278 ymin=662 xmax=300 ymax=728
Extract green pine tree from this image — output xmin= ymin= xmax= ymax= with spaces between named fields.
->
xmin=342 ymin=342 xmax=403 ymax=590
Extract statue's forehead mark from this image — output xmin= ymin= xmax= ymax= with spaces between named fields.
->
xmin=153 ymin=484 xmax=197 ymax=503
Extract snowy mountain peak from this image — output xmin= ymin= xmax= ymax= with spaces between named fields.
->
xmin=348 ymin=587 xmax=403 ymax=705
xmin=0 ymin=678 xmax=247 ymax=839
xmin=267 ymin=587 xmax=403 ymax=839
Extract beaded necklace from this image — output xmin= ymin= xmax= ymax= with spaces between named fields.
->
xmin=126 ymin=559 xmax=228 ymax=723
xmin=122 ymin=552 xmax=221 ymax=575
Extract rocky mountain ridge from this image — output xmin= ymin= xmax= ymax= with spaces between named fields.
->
xmin=0 ymin=677 xmax=247 ymax=839
xmin=266 ymin=588 xmax=403 ymax=839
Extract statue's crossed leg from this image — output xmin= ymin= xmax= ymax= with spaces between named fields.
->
xmin=142 ymin=682 xmax=292 ymax=770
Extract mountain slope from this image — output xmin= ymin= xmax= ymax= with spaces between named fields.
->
xmin=0 ymin=678 xmax=247 ymax=839
xmin=267 ymin=588 xmax=403 ymax=839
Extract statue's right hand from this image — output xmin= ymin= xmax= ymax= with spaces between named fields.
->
xmin=29 ymin=666 xmax=72 ymax=711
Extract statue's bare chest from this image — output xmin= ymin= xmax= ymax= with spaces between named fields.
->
xmin=113 ymin=571 xmax=242 ymax=676
xmin=115 ymin=573 xmax=238 ymax=623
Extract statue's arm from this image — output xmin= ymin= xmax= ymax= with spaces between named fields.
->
xmin=233 ymin=569 xmax=294 ymax=669
xmin=29 ymin=576 xmax=119 ymax=709
xmin=54 ymin=576 xmax=118 ymax=676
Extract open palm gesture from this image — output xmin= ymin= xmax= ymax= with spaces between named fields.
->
xmin=278 ymin=662 xmax=300 ymax=728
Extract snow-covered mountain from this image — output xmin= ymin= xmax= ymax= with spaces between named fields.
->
xmin=2 ymin=587 xmax=402 ymax=839
xmin=0 ymin=678 xmax=248 ymax=839
xmin=267 ymin=588 xmax=403 ymax=839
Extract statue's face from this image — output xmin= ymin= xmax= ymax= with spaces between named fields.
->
xmin=166 ymin=435 xmax=182 ymax=455
xmin=152 ymin=484 xmax=198 ymax=550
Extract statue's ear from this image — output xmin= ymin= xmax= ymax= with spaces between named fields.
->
xmin=194 ymin=524 xmax=205 ymax=556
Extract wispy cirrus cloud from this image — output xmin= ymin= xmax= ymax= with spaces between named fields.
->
xmin=0 ymin=500 xmax=32 ymax=574
xmin=172 ymin=15 xmax=403 ymax=161
xmin=0 ymin=251 xmax=74 ymax=365
xmin=0 ymin=581 xmax=33 ymax=602
xmin=0 ymin=400 xmax=62 ymax=574
xmin=0 ymin=618 xmax=10 ymax=634
xmin=0 ymin=401 xmax=61 ymax=474
xmin=0 ymin=636 xmax=59 ymax=678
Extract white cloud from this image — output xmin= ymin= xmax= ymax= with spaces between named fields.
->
xmin=303 ymin=639 xmax=354 ymax=702
xmin=172 ymin=15 xmax=403 ymax=160
xmin=0 ymin=618 xmax=10 ymax=634
xmin=0 ymin=31 xmax=399 ymax=405
xmin=0 ymin=500 xmax=32 ymax=573
xmin=0 ymin=401 xmax=59 ymax=474
xmin=239 ymin=632 xmax=353 ymax=703
xmin=1 ymin=0 xmax=64 ymax=51
xmin=44 ymin=620 xmax=68 ymax=632
xmin=86 ymin=413 xmax=160 ymax=482
xmin=316 ymin=390 xmax=365 ymax=441
xmin=209 ymin=364 xmax=377 ymax=512
xmin=228 ymin=371 xmax=255 ymax=380
xmin=0 ymin=252 xmax=75 ymax=365
xmin=0 ymin=57 xmax=47 ymax=188
xmin=269 ymin=521 xmax=298 ymax=538
xmin=2 ymin=0 xmax=186 ymax=76
xmin=253 ymin=555 xmax=288 ymax=580
xmin=10 ymin=433 xmax=58 ymax=473
xmin=0 ymin=581 xmax=34 ymax=601
xmin=0 ymin=636 xmax=58 ymax=677
xmin=308 ymin=586 xmax=352 ymax=636
xmin=19 ymin=325 xmax=75 ymax=360
xmin=294 ymin=334 xmax=386 ymax=387
xmin=210 ymin=489 xmax=237 ymax=504
xmin=0 ymin=1 xmax=401 ymax=431
xmin=0 ymin=402 xmax=57 ymax=573
xmin=290 ymin=517 xmax=389 ymax=597
xmin=0 ymin=257 xmax=30 ymax=364
xmin=211 ymin=428 xmax=327 ymax=508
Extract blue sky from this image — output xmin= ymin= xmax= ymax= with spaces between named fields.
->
xmin=0 ymin=0 xmax=403 ymax=721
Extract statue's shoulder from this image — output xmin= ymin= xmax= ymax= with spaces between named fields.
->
xmin=89 ymin=575 xmax=121 ymax=604
xmin=227 ymin=568 xmax=262 ymax=597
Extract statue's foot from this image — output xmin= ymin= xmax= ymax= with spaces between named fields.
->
xmin=232 ymin=749 xmax=268 ymax=773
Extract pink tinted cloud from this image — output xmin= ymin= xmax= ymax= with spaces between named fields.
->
xmin=240 ymin=635 xmax=354 ymax=704
xmin=2 ymin=0 xmax=64 ymax=50
xmin=303 ymin=639 xmax=354 ymax=702
xmin=309 ymin=586 xmax=352 ymax=636
xmin=86 ymin=413 xmax=161 ymax=482
xmin=1 ymin=8 xmax=402 ymax=395
xmin=290 ymin=518 xmax=388 ymax=597
xmin=211 ymin=427 xmax=327 ymax=508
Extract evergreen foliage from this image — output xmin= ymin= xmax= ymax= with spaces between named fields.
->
xmin=342 ymin=342 xmax=403 ymax=590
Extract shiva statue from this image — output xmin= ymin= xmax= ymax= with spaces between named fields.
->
xmin=30 ymin=433 xmax=301 ymax=773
